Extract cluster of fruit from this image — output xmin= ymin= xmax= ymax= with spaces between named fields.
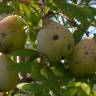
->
xmin=0 ymin=15 xmax=27 ymax=91
xmin=0 ymin=15 xmax=95 ymax=92
xmin=37 ymin=19 xmax=96 ymax=76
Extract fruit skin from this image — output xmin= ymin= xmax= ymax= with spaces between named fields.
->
xmin=37 ymin=19 xmax=74 ymax=62
xmin=0 ymin=53 xmax=19 ymax=92
xmin=0 ymin=15 xmax=27 ymax=53
xmin=69 ymin=38 xmax=96 ymax=76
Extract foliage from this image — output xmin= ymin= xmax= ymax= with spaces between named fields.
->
xmin=0 ymin=0 xmax=96 ymax=96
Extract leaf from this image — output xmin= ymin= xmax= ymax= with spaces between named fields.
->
xmin=19 ymin=83 xmax=50 ymax=96
xmin=28 ymin=27 xmax=38 ymax=48
xmin=10 ymin=49 xmax=39 ymax=61
xmin=29 ymin=28 xmax=37 ymax=42
xmin=22 ymin=83 xmax=42 ymax=94
xmin=46 ymin=0 xmax=59 ymax=11
xmin=0 ymin=3 xmax=14 ymax=14
xmin=9 ymin=0 xmax=20 ymax=11
xmin=73 ymin=29 xmax=84 ymax=44
xmin=72 ymin=0 xmax=77 ymax=3
xmin=85 ymin=0 xmax=91 ymax=4
xmin=28 ymin=24 xmax=41 ymax=48
xmin=87 ymin=75 xmax=96 ymax=89
xmin=52 ymin=62 xmax=74 ymax=85
xmin=94 ymin=33 xmax=96 ymax=40
xmin=30 ymin=12 xmax=41 ymax=26
xmin=14 ymin=94 xmax=29 ymax=96
xmin=19 ymin=4 xmax=30 ymax=18
xmin=44 ymin=67 xmax=61 ymax=96
xmin=76 ymin=86 xmax=89 ymax=96
xmin=31 ymin=61 xmax=44 ymax=80
xmin=76 ymin=82 xmax=90 ymax=95
xmin=51 ymin=66 xmax=63 ymax=77
xmin=53 ymin=1 xmax=95 ymax=25
xmin=89 ymin=7 xmax=96 ymax=16
xmin=73 ymin=25 xmax=89 ymax=44
xmin=63 ymin=88 xmax=77 ymax=96
xmin=7 ymin=62 xmax=32 ymax=73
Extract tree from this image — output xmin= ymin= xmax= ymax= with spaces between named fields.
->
xmin=0 ymin=0 xmax=96 ymax=96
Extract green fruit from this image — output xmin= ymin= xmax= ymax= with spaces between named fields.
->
xmin=0 ymin=15 xmax=27 ymax=53
xmin=37 ymin=19 xmax=74 ymax=62
xmin=0 ymin=53 xmax=19 ymax=92
xmin=69 ymin=38 xmax=96 ymax=76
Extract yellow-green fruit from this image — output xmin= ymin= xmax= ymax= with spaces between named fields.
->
xmin=0 ymin=53 xmax=19 ymax=92
xmin=69 ymin=38 xmax=96 ymax=76
xmin=0 ymin=15 xmax=27 ymax=53
xmin=37 ymin=19 xmax=74 ymax=62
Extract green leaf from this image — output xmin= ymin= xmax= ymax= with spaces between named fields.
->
xmin=29 ymin=28 xmax=37 ymax=42
xmin=76 ymin=82 xmax=90 ymax=95
xmin=52 ymin=62 xmax=74 ymax=85
xmin=53 ymin=1 xmax=95 ymax=25
xmin=20 ymin=83 xmax=50 ymax=96
xmin=51 ymin=66 xmax=63 ymax=77
xmin=85 ymin=0 xmax=91 ymax=4
xmin=10 ymin=49 xmax=39 ymax=61
xmin=73 ymin=25 xmax=89 ymax=44
xmin=73 ymin=29 xmax=84 ymax=44
xmin=9 ymin=0 xmax=20 ymax=11
xmin=7 ymin=62 xmax=32 ymax=73
xmin=19 ymin=4 xmax=30 ymax=18
xmin=72 ymin=0 xmax=77 ymax=3
xmin=44 ymin=67 xmax=61 ymax=96
xmin=94 ymin=33 xmax=96 ymax=40
xmin=87 ymin=75 xmax=96 ymax=89
xmin=28 ymin=27 xmax=38 ymax=48
xmin=63 ymin=88 xmax=77 ymax=96
xmin=31 ymin=61 xmax=44 ymax=80
xmin=76 ymin=86 xmax=89 ymax=96
xmin=14 ymin=94 xmax=30 ymax=96
xmin=30 ymin=12 xmax=41 ymax=26
xmin=22 ymin=83 xmax=42 ymax=94
xmin=0 ymin=3 xmax=14 ymax=14
xmin=46 ymin=0 xmax=59 ymax=12
xmin=89 ymin=7 xmax=96 ymax=16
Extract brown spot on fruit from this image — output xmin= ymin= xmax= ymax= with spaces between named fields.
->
xmin=85 ymin=52 xmax=89 ymax=55
xmin=53 ymin=35 xmax=59 ymax=40
xmin=68 ymin=44 xmax=71 ymax=50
